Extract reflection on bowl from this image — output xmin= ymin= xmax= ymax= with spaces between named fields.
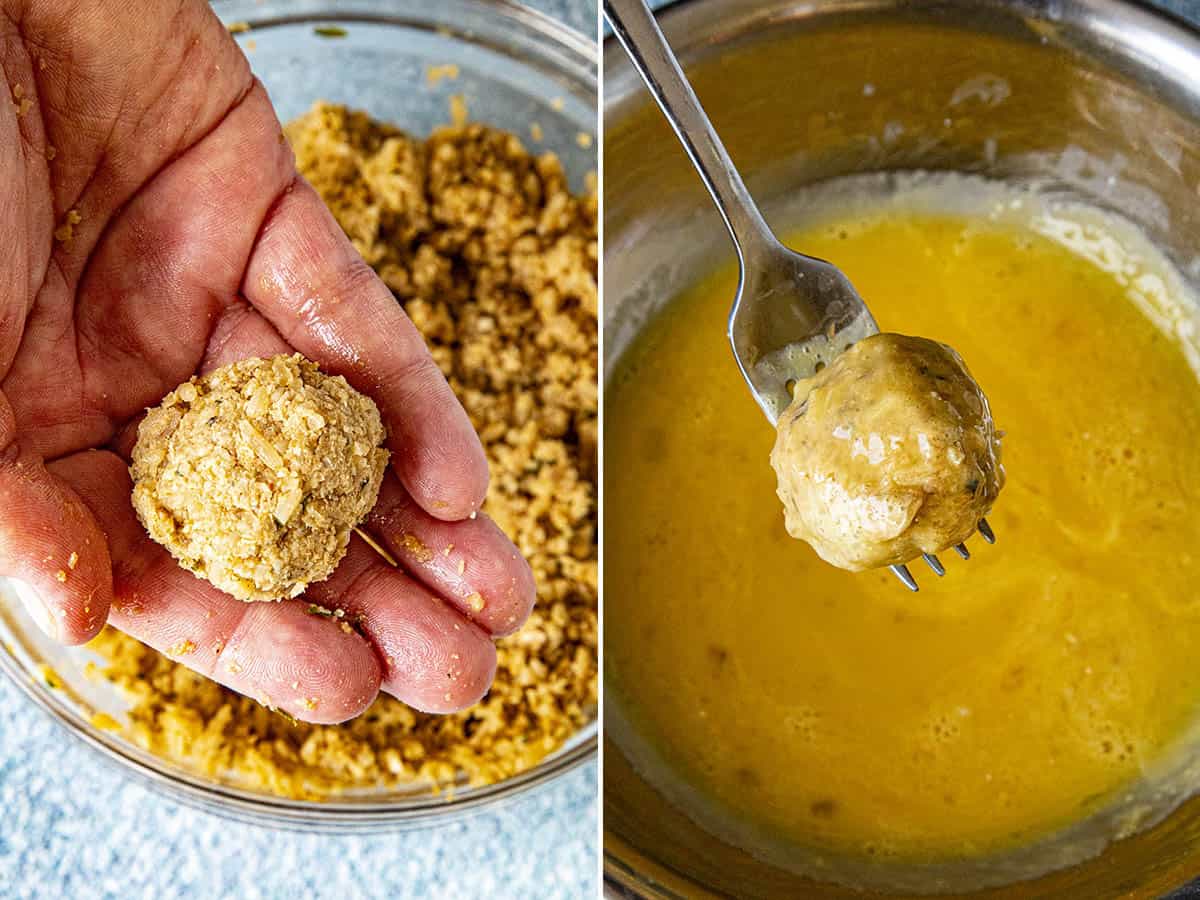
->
xmin=0 ymin=0 xmax=597 ymax=831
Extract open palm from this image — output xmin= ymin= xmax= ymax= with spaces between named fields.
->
xmin=0 ymin=0 xmax=533 ymax=723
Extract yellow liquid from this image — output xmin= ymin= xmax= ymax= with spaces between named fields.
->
xmin=605 ymin=183 xmax=1200 ymax=867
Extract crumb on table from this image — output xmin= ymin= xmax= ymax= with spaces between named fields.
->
xmin=425 ymin=63 xmax=460 ymax=87
xmin=449 ymin=94 xmax=468 ymax=127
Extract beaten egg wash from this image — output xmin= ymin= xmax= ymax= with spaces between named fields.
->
xmin=605 ymin=176 xmax=1200 ymax=873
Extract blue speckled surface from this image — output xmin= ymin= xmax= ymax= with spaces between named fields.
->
xmin=1161 ymin=0 xmax=1200 ymax=20
xmin=0 ymin=2 xmax=597 ymax=899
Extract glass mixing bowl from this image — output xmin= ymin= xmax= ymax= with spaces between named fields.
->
xmin=0 ymin=0 xmax=596 ymax=831
xmin=604 ymin=0 xmax=1200 ymax=895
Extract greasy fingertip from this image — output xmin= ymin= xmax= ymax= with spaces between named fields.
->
xmin=222 ymin=602 xmax=382 ymax=724
xmin=353 ymin=574 xmax=496 ymax=713
xmin=387 ymin=611 xmax=495 ymax=714
xmin=392 ymin=411 xmax=490 ymax=523
xmin=2 ymin=449 xmax=113 ymax=643
xmin=307 ymin=547 xmax=497 ymax=713
xmin=366 ymin=476 xmax=535 ymax=636
xmin=486 ymin=566 xmax=536 ymax=638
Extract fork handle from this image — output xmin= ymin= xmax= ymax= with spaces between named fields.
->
xmin=604 ymin=0 xmax=779 ymax=262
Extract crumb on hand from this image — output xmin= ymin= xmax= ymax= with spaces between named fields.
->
xmin=11 ymin=83 xmax=32 ymax=117
xmin=54 ymin=209 xmax=82 ymax=243
xmin=400 ymin=533 xmax=434 ymax=563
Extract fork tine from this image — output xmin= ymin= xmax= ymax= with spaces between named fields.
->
xmin=890 ymin=563 xmax=919 ymax=591
xmin=922 ymin=553 xmax=945 ymax=576
xmin=978 ymin=518 xmax=996 ymax=544
xmin=954 ymin=543 xmax=970 ymax=560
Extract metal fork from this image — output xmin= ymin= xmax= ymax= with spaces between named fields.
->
xmin=604 ymin=0 xmax=994 ymax=591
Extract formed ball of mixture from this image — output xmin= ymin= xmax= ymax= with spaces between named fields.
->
xmin=770 ymin=333 xmax=1004 ymax=571
xmin=131 ymin=354 xmax=390 ymax=602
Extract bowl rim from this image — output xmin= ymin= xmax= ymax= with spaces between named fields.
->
xmin=0 ymin=0 xmax=598 ymax=831
xmin=0 ymin=610 xmax=599 ymax=828
xmin=601 ymin=0 xmax=1200 ymax=894
xmin=215 ymin=0 xmax=598 ymax=87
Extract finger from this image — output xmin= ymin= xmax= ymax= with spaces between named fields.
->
xmin=242 ymin=178 xmax=488 ymax=521
xmin=105 ymin=300 xmax=291 ymax=460
xmin=304 ymin=538 xmax=497 ymax=714
xmin=366 ymin=476 xmax=535 ymax=637
xmin=0 ymin=394 xmax=111 ymax=643
xmin=50 ymin=448 xmax=381 ymax=724
xmin=199 ymin=299 xmax=291 ymax=374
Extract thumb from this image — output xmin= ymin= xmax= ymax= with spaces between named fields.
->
xmin=0 ymin=393 xmax=112 ymax=644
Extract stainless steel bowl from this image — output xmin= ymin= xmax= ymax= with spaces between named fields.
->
xmin=603 ymin=0 xmax=1200 ymax=894
xmin=0 ymin=0 xmax=597 ymax=832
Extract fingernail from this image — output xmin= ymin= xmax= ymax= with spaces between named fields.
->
xmin=11 ymin=579 xmax=59 ymax=641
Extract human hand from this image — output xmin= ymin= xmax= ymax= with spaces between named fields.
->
xmin=0 ymin=0 xmax=534 ymax=723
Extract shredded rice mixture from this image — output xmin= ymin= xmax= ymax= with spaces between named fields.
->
xmin=89 ymin=102 xmax=598 ymax=799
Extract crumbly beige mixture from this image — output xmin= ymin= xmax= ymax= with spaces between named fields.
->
xmin=91 ymin=102 xmax=598 ymax=798
xmin=130 ymin=354 xmax=389 ymax=602
xmin=771 ymin=333 xmax=1004 ymax=571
